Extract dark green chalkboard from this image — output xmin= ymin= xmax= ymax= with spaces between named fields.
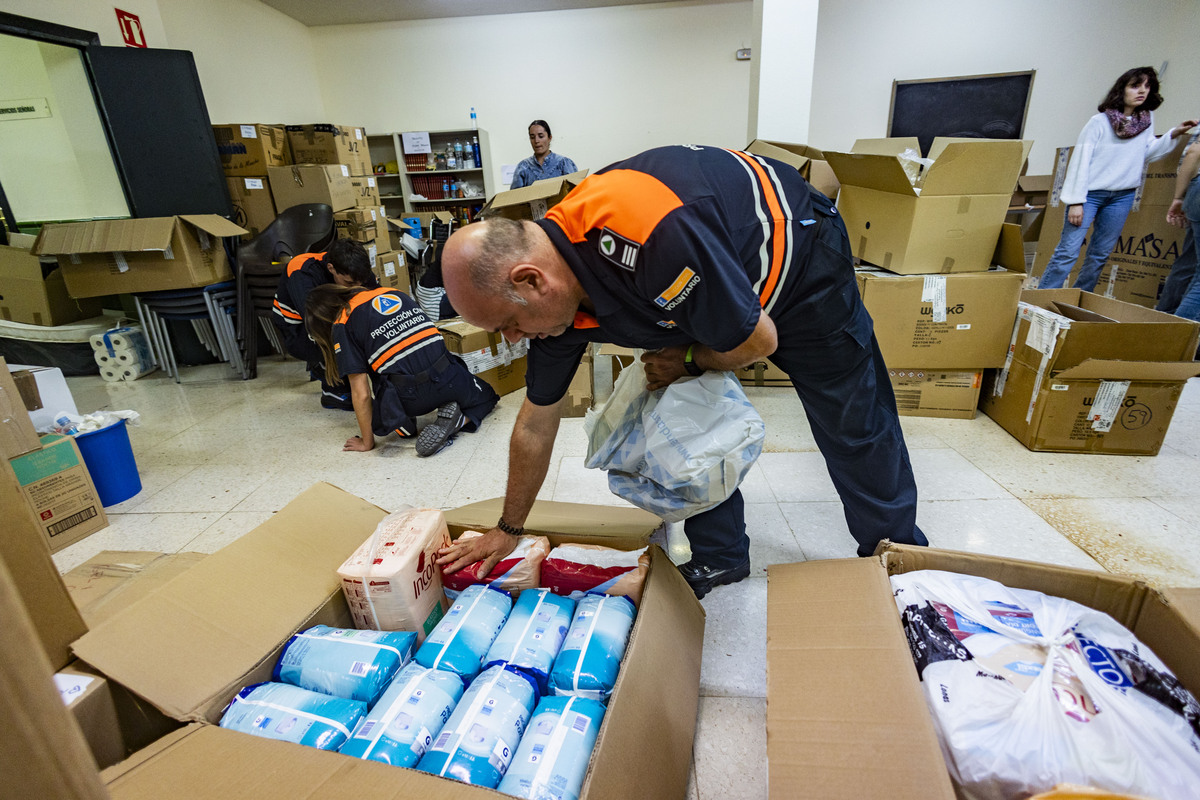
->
xmin=888 ymin=71 xmax=1035 ymax=155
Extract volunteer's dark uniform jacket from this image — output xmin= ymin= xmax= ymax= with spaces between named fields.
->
xmin=528 ymin=144 xmax=927 ymax=563
xmin=333 ymin=288 xmax=498 ymax=437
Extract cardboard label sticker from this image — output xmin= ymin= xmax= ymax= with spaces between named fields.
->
xmin=245 ymin=178 xmax=264 ymax=190
xmin=54 ymin=673 xmax=94 ymax=706
xmin=113 ymin=253 xmax=129 ymax=273
xmin=921 ymin=276 xmax=948 ymax=322
xmin=240 ymin=125 xmax=257 ymax=138
xmin=1089 ymin=380 xmax=1130 ymax=432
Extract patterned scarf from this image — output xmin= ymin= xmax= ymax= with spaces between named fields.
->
xmin=1104 ymin=108 xmax=1152 ymax=139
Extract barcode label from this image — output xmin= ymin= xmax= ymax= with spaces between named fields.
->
xmin=48 ymin=507 xmax=98 ymax=537
xmin=349 ymin=661 xmax=369 ymax=677
xmin=571 ymin=713 xmax=589 ymax=734
xmin=355 ymin=720 xmax=376 ymax=738
xmin=434 ymin=731 xmax=452 ymax=749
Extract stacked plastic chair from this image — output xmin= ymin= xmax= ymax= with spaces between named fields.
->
xmin=133 ymin=281 xmax=244 ymax=383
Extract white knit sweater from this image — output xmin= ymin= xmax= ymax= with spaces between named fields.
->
xmin=1059 ymin=111 xmax=1176 ymax=205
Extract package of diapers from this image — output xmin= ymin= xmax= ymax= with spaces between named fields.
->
xmin=416 ymin=664 xmax=540 ymax=788
xmin=484 ymin=588 xmax=576 ymax=692
xmin=340 ymin=662 xmax=466 ymax=767
xmin=498 ymin=695 xmax=607 ymax=800
xmin=338 ymin=508 xmax=451 ymax=641
xmin=549 ymin=593 xmax=636 ymax=702
xmin=274 ymin=625 xmax=416 ymax=705
xmin=441 ymin=532 xmax=551 ymax=597
xmin=218 ymin=681 xmax=366 ymax=751
xmin=540 ymin=544 xmax=650 ymax=606
xmin=415 ymin=583 xmax=512 ymax=681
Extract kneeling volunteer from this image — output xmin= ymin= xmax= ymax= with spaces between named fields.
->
xmin=305 ymin=284 xmax=499 ymax=456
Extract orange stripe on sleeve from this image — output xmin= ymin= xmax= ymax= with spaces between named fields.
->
xmin=273 ymin=300 xmax=302 ymax=320
xmin=286 ymin=252 xmax=324 ymax=275
xmin=370 ymin=327 xmax=441 ymax=372
xmin=544 ymin=170 xmax=684 ymax=245
xmin=729 ymin=150 xmax=788 ymax=307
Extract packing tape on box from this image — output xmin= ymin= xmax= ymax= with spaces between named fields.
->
xmin=100 ymin=365 xmax=124 ymax=383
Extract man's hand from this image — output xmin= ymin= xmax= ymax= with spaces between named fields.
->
xmin=436 ymin=528 xmax=517 ymax=576
xmin=343 ymin=435 xmax=373 ymax=452
xmin=642 ymin=346 xmax=690 ymax=391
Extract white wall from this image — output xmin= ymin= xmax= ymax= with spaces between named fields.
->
xmin=810 ymin=0 xmax=1200 ymax=174
xmin=309 ymin=1 xmax=754 ymax=190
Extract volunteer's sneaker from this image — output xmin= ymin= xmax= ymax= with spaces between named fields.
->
xmin=677 ymin=558 xmax=751 ymax=599
xmin=321 ymin=394 xmax=354 ymax=411
xmin=415 ymin=402 xmax=466 ymax=457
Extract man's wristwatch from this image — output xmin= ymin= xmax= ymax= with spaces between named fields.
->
xmin=684 ymin=344 xmax=704 ymax=376
xmin=496 ymin=517 xmax=524 ymax=536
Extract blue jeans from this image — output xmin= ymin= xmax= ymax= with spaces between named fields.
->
xmin=1169 ymin=176 xmax=1200 ymax=321
xmin=1037 ymin=189 xmax=1137 ymax=291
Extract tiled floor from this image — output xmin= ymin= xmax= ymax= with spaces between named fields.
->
xmin=52 ymin=357 xmax=1200 ymax=800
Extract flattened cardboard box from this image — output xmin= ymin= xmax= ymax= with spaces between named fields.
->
xmin=65 ymin=483 xmax=704 ymax=800
xmin=0 ymin=242 xmax=104 ymax=326
xmin=826 ymin=137 xmax=1030 ymax=274
xmin=767 ymin=544 xmax=1200 ymax=800
xmin=9 ymin=434 xmax=108 ymax=553
xmin=32 ymin=215 xmax=246 ymax=299
xmin=64 ymin=550 xmax=208 ymax=628
xmin=224 ymin=176 xmax=276 ymax=239
xmin=745 ymin=139 xmax=839 ymax=199
xmin=479 ymin=170 xmax=590 ymax=221
xmin=212 ymin=124 xmax=290 ymax=177
xmin=888 ymin=369 xmax=982 ymax=419
xmin=268 ymin=164 xmax=355 ymax=213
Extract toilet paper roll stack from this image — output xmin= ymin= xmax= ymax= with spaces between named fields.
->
xmin=92 ymin=327 xmax=156 ymax=381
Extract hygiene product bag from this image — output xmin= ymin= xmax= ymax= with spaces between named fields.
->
xmin=416 ymin=665 xmax=539 ymax=788
xmin=415 ymin=583 xmax=512 ymax=681
xmin=338 ymin=507 xmax=451 ymax=641
xmin=549 ymin=593 xmax=636 ymax=702
xmin=274 ymin=625 xmax=416 ymax=705
xmin=484 ymin=588 xmax=576 ymax=692
xmin=497 ymin=695 xmax=607 ymax=800
xmin=441 ymin=532 xmax=551 ymax=597
xmin=218 ymin=681 xmax=366 ymax=751
xmin=339 ymin=662 xmax=466 ymax=767
xmin=540 ymin=544 xmax=650 ymax=606
xmin=584 ymin=361 xmax=764 ymax=522
xmin=891 ymin=569 xmax=1200 ymax=800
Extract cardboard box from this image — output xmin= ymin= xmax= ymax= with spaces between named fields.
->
xmin=8 ymin=434 xmax=107 ymax=553
xmin=563 ymin=348 xmax=594 ymax=418
xmin=333 ymin=206 xmax=387 ymax=243
xmin=1009 ymin=173 xmax=1052 ymax=210
xmin=211 ymin=124 xmax=290 ymax=177
xmin=224 ymin=176 xmax=277 ymax=239
xmin=371 ymin=250 xmax=410 ymax=294
xmin=56 ymin=661 xmax=124 ymax=769
xmin=0 ymin=239 xmax=104 ymax=326
xmin=438 ymin=317 xmax=529 ymax=396
xmin=1 ymin=357 xmax=40 ymax=459
xmin=825 ymin=137 xmax=1030 ymax=274
xmin=479 ymin=170 xmax=590 ymax=221
xmin=59 ymin=484 xmax=702 ymax=800
xmin=888 ymin=368 xmax=982 ymax=419
xmin=349 ymin=175 xmax=381 ymax=209
xmin=63 ymin=550 xmax=207 ymax=628
xmin=285 ymin=124 xmax=372 ymax=177
xmin=980 ymin=290 xmax=1200 ymax=455
xmin=33 ymin=215 xmax=246 ymax=299
xmin=268 ymin=164 xmax=355 ymax=214
xmin=1137 ymin=133 xmax=1190 ymax=208
xmin=745 ymin=139 xmax=839 ymax=199
xmin=16 ymin=364 xmax=77 ymax=432
xmin=767 ymin=543 xmax=1200 ymax=799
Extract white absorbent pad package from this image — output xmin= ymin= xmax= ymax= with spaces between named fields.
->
xmin=549 ymin=593 xmax=636 ymax=702
xmin=415 ymin=583 xmax=513 ymax=681
xmin=484 ymin=588 xmax=576 ymax=692
xmin=274 ymin=625 xmax=416 ymax=705
xmin=339 ymin=662 xmax=466 ymax=767
xmin=441 ymin=532 xmax=551 ymax=597
xmin=338 ymin=507 xmax=451 ymax=641
xmin=891 ymin=569 xmax=1200 ymax=800
xmin=540 ymin=544 xmax=650 ymax=606
xmin=416 ymin=664 xmax=540 ymax=788
xmin=498 ymin=695 xmax=607 ymax=800
xmin=218 ymin=681 xmax=367 ymax=751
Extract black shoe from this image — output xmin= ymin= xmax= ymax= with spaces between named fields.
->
xmin=678 ymin=558 xmax=751 ymax=599
xmin=415 ymin=402 xmax=466 ymax=457
xmin=321 ymin=394 xmax=354 ymax=411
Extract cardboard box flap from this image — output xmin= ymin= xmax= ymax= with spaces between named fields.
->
xmin=444 ymin=497 xmax=661 ymax=549
xmin=1133 ymin=588 xmax=1200 ymax=705
xmin=1053 ymin=359 xmax=1200 ymax=382
xmin=486 ymin=169 xmax=590 ymax=210
xmin=71 ymin=483 xmax=388 ymax=722
xmin=1018 ymin=174 xmax=1053 ymax=192
xmin=852 ymin=137 xmax=919 ymax=156
xmin=177 ymin=214 xmax=248 ymax=238
xmin=920 ymin=140 xmax=1027 ymax=196
xmin=34 ymin=218 xmax=175 ymax=256
xmin=64 ymin=551 xmax=208 ymax=628
xmin=745 ymin=139 xmax=820 ymax=170
xmin=823 ymin=151 xmax=917 ymax=195
xmin=767 ymin=557 xmax=955 ymax=799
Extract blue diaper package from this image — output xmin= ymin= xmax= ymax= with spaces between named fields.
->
xmin=218 ymin=681 xmax=366 ymax=751
xmin=275 ymin=625 xmax=416 ymax=705
xmin=485 ymin=588 xmax=575 ymax=693
xmin=549 ymin=593 xmax=636 ymax=701
xmin=415 ymin=583 xmax=512 ymax=681
xmin=339 ymin=662 xmax=466 ymax=767
xmin=416 ymin=664 xmax=539 ymax=788
xmin=498 ymin=695 xmax=607 ymax=800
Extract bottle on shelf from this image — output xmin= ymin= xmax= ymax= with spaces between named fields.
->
xmin=442 ymin=177 xmax=450 ymax=199
xmin=454 ymin=140 xmax=464 ymax=167
xmin=470 ymin=107 xmax=477 ymax=130
xmin=450 ymin=177 xmax=459 ymax=198
xmin=445 ymin=142 xmax=457 ymax=170
xmin=472 ymin=136 xmax=482 ymax=172
xmin=436 ymin=150 xmax=447 ymax=170
xmin=464 ymin=148 xmax=475 ymax=170
xmin=426 ymin=152 xmax=435 ymax=171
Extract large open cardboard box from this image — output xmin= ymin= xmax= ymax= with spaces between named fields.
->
xmin=767 ymin=543 xmax=1200 ymax=799
xmin=0 ymin=235 xmax=105 ymax=325
xmin=826 ymin=137 xmax=1030 ymax=275
xmin=6 ymin=483 xmax=703 ymax=799
xmin=478 ymin=170 xmax=589 ymax=221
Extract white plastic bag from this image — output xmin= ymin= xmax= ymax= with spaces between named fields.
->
xmin=891 ymin=569 xmax=1200 ymax=800
xmin=583 ymin=360 xmax=764 ymax=522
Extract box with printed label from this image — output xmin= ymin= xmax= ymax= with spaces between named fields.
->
xmin=211 ymin=124 xmax=290 ymax=177
xmin=745 ymin=139 xmax=839 ymax=199
xmin=268 ymin=164 xmax=355 ymax=213
xmin=438 ymin=317 xmax=528 ymax=396
xmin=371 ymin=250 xmax=410 ymax=294
xmin=334 ymin=206 xmax=387 ymax=243
xmin=888 ymin=368 xmax=982 ymax=419
xmin=478 ymin=170 xmax=589 ymax=221
xmin=32 ymin=216 xmax=245 ymax=299
xmin=825 ymin=137 xmax=1030 ymax=274
xmin=0 ymin=235 xmax=104 ymax=326
xmin=285 ymin=124 xmax=372 ymax=177
xmin=980 ymin=289 xmax=1200 ymax=454
xmin=349 ymin=175 xmax=381 ymax=209
xmin=8 ymin=434 xmax=107 ymax=553
xmin=224 ymin=176 xmax=277 ymax=239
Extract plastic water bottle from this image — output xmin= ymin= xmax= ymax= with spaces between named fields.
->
xmin=450 ymin=178 xmax=459 ymax=198
xmin=455 ymin=140 xmax=464 ymax=164
xmin=446 ymin=142 xmax=457 ymax=170
xmin=470 ymin=107 xmax=477 ymax=130
xmin=442 ymin=177 xmax=450 ymax=198
xmin=472 ymin=136 xmax=482 ymax=170
xmin=54 ymin=415 xmax=79 ymax=435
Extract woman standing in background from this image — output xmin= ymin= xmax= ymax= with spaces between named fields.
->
xmin=510 ymin=120 xmax=578 ymax=189
xmin=1037 ymin=67 xmax=1196 ymax=291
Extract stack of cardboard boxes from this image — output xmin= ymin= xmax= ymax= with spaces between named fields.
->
xmin=214 ymin=123 xmax=291 ymax=239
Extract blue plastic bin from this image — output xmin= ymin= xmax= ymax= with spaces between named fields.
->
xmin=74 ymin=419 xmax=142 ymax=506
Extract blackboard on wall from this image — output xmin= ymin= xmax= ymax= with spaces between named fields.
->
xmin=888 ymin=71 xmax=1035 ymax=155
